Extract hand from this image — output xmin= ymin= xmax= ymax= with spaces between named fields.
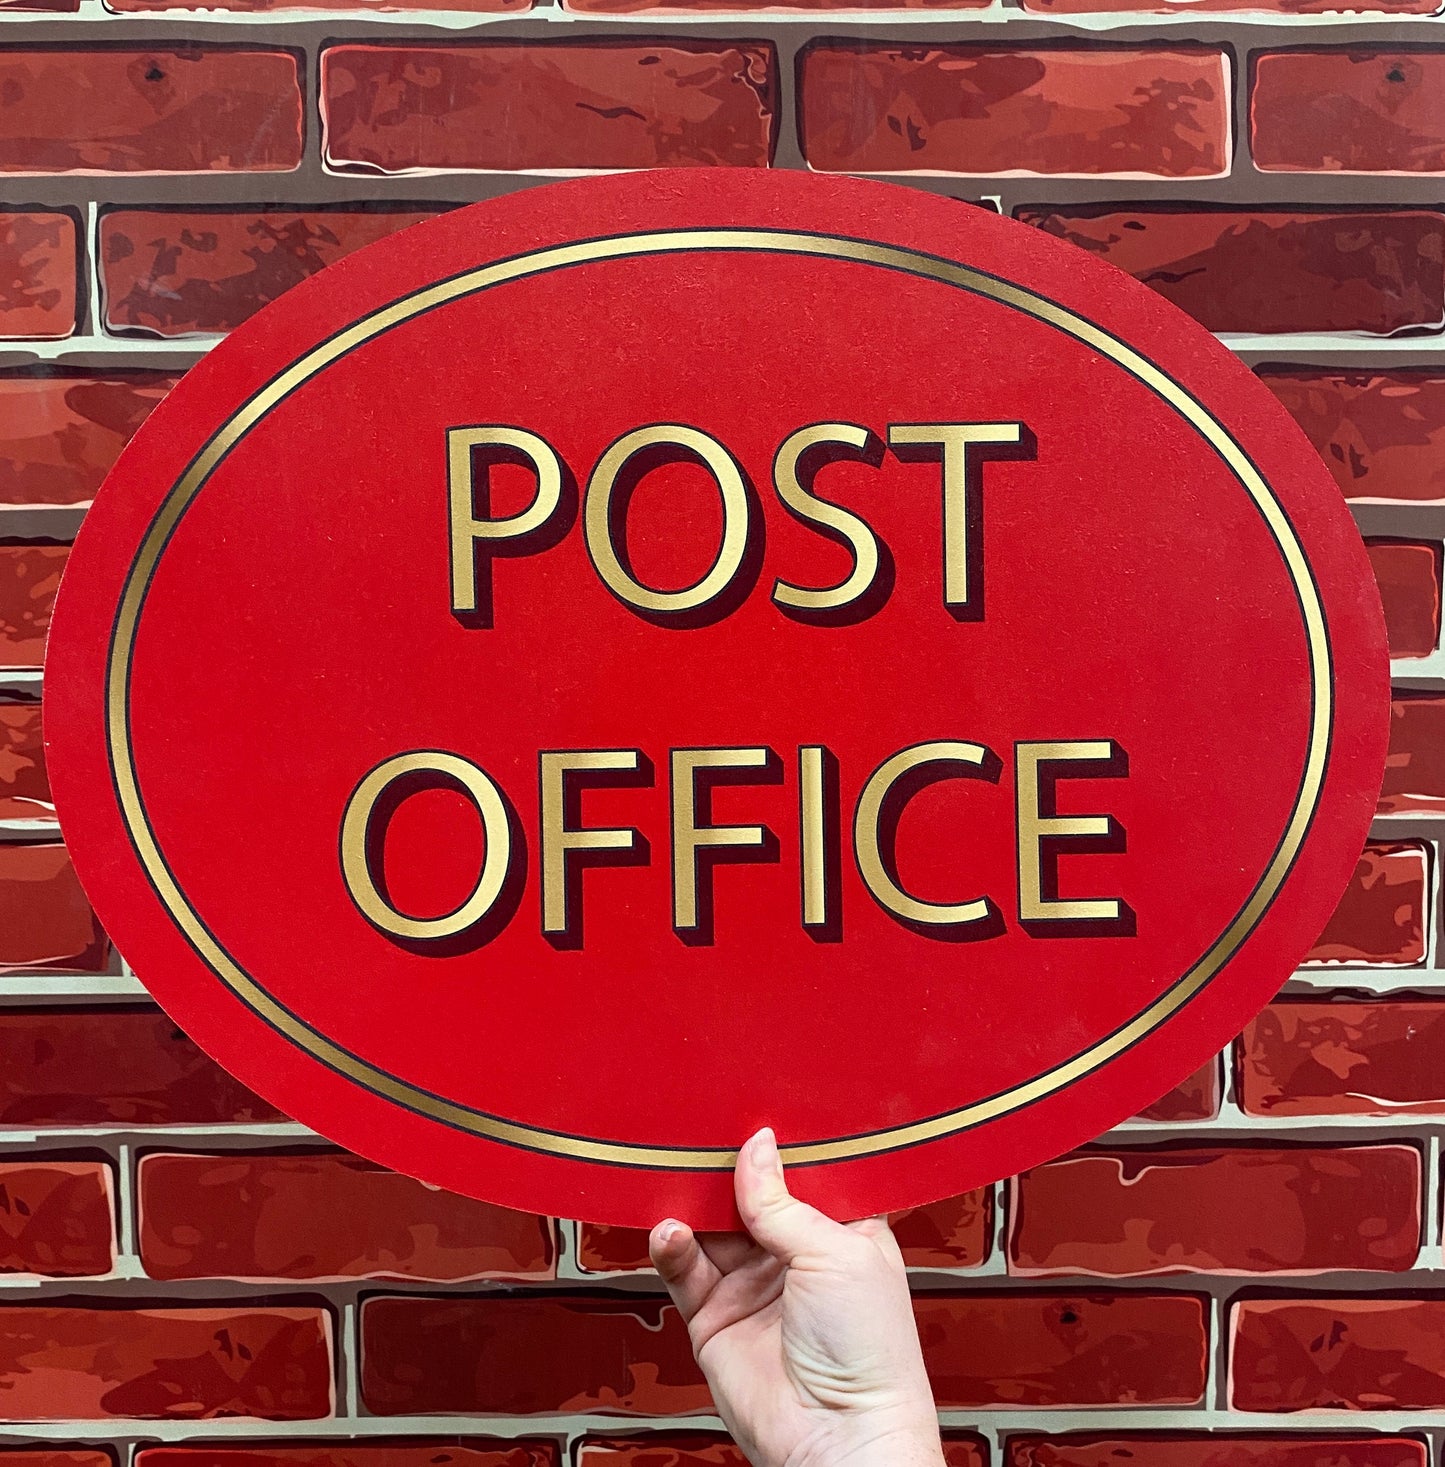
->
xmin=648 ymin=1126 xmax=946 ymax=1467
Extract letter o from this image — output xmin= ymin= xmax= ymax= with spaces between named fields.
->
xmin=585 ymin=425 xmax=752 ymax=617
xmin=340 ymin=751 xmax=514 ymax=942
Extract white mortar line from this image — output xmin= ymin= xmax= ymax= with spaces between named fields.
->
xmin=1425 ymin=1133 xmax=1441 ymax=1262
xmin=12 ymin=1405 xmax=1445 ymax=1445
xmin=341 ymin=1298 xmax=361 ymax=1418
xmin=114 ymin=1140 xmax=138 ymax=1264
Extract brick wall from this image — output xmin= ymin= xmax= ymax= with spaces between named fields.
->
xmin=0 ymin=0 xmax=1443 ymax=1457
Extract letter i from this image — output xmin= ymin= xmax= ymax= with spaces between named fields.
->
xmin=799 ymin=745 xmax=841 ymax=940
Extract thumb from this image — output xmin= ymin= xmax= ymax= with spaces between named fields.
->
xmin=735 ymin=1127 xmax=849 ymax=1263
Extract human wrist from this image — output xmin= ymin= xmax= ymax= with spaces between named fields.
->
xmin=785 ymin=1403 xmax=947 ymax=1467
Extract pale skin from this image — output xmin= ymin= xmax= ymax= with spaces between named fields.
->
xmin=648 ymin=1126 xmax=947 ymax=1467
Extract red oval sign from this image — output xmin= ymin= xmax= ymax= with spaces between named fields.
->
xmin=46 ymin=171 xmax=1388 ymax=1228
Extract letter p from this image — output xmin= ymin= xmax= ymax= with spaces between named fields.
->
xmin=448 ymin=426 xmax=573 ymax=625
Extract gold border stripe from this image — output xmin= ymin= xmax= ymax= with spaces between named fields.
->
xmin=106 ymin=228 xmax=1329 ymax=1169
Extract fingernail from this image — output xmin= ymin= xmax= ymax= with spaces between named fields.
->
xmin=656 ymin=1219 xmax=680 ymax=1245
xmin=749 ymin=1126 xmax=780 ymax=1175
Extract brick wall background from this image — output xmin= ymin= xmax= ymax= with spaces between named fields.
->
xmin=0 ymin=0 xmax=1443 ymax=1460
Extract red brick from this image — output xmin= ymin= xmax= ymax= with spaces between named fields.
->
xmin=112 ymin=0 xmax=521 ymax=11
xmin=0 ymin=50 xmax=302 ymax=174
xmin=1015 ymin=208 xmax=1445 ymax=335
xmin=0 ymin=1161 xmax=113 ymax=1276
xmin=1381 ymin=695 xmax=1445 ymax=811
xmin=1239 ymin=1000 xmax=1445 ymax=1116
xmin=0 ymin=1456 xmax=111 ymax=1467
xmin=944 ymin=1442 xmax=989 ymax=1467
xmin=1306 ymin=840 xmax=1428 ymax=965
xmin=0 ymin=373 xmax=175 ymax=507
xmin=0 ymin=214 xmax=76 ymax=340
xmin=0 ymin=705 xmax=49 ymax=822
xmin=1009 ymin=1145 xmax=1420 ymax=1276
xmin=101 ymin=210 xmax=442 ymax=339
xmin=137 ymin=1447 xmax=558 ymax=1467
xmin=360 ymin=1294 xmax=710 ymax=1415
xmin=1252 ymin=51 xmax=1445 ymax=174
xmin=1367 ymin=540 xmax=1441 ymax=658
xmin=578 ymin=1190 xmax=990 ymax=1273
xmin=893 ymin=1190 xmax=994 ymax=1268
xmin=0 ymin=1009 xmax=282 ymax=1127
xmin=1135 ymin=1060 xmax=1221 ymax=1122
xmin=916 ymin=1293 xmax=1207 ymax=1407
xmin=577 ymin=1437 xmax=985 ymax=1466
xmin=0 ymin=1304 xmax=330 ymax=1419
xmin=1025 ymin=0 xmax=1431 ymax=12
xmin=321 ymin=43 xmax=777 ymax=173
xmin=575 ymin=1222 xmax=653 ymax=1273
xmin=800 ymin=46 xmax=1229 ymax=178
xmin=0 ymin=845 xmax=107 ymax=973
xmin=1232 ymin=1298 xmax=1445 ymax=1410
xmin=577 ymin=1439 xmax=746 ymax=1467
xmin=571 ymin=0 xmax=979 ymax=11
xmin=138 ymin=1151 xmax=554 ymax=1282
xmin=1381 ymin=546 xmax=1445 ymax=650
xmin=0 ymin=546 xmax=66 ymax=668
xmin=1258 ymin=370 xmax=1445 ymax=503
xmin=1007 ymin=1437 xmax=1427 ymax=1467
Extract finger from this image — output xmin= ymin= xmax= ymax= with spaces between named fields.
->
xmin=648 ymin=1218 xmax=722 ymax=1324
xmin=734 ymin=1126 xmax=849 ymax=1263
xmin=695 ymin=1230 xmax=758 ymax=1275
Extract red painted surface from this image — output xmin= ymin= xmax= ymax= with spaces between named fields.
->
xmin=0 ymin=1009 xmax=281 ymax=1127
xmin=1137 ymin=1063 xmax=1221 ymax=1122
xmin=0 ymin=374 xmax=176 ymax=506
xmin=0 ymin=546 xmax=67 ymax=668
xmin=1259 ymin=371 xmax=1445 ymax=504
xmin=569 ymin=0 xmax=977 ymax=13
xmin=47 ymin=170 xmax=1389 ymax=1227
xmin=1009 ymin=1145 xmax=1421 ymax=1275
xmin=799 ymin=46 xmax=1230 ymax=176
xmin=1239 ymin=1000 xmax=1445 ymax=1115
xmin=1232 ymin=1298 xmax=1445 ymax=1410
xmin=101 ymin=211 xmax=444 ymax=338
xmin=137 ymin=1448 xmax=558 ymax=1467
xmin=0 ymin=50 xmax=304 ymax=173
xmin=0 ymin=1304 xmax=332 ymax=1420
xmin=0 ymin=845 xmax=107 ymax=972
xmin=0 ymin=215 xmax=77 ymax=340
xmin=1017 ymin=208 xmax=1445 ymax=335
xmin=577 ymin=1440 xmax=752 ymax=1467
xmin=1009 ymin=1439 xmax=1428 ymax=1467
xmin=321 ymin=45 xmax=778 ymax=172
xmin=578 ymin=1438 xmax=986 ymax=1466
xmin=138 ymin=1151 xmax=555 ymax=1282
xmin=1381 ymin=695 xmax=1445 ymax=810
xmin=578 ymin=1188 xmax=993 ymax=1271
xmin=1366 ymin=540 xmax=1442 ymax=657
xmin=113 ymin=0 xmax=524 ymax=13
xmin=892 ymin=1191 xmax=996 ymax=1269
xmin=0 ymin=1162 xmax=114 ymax=1277
xmin=1305 ymin=840 xmax=1428 ymax=965
xmin=0 ymin=706 xmax=50 ymax=820
xmin=360 ymin=1295 xmax=710 ymax=1416
xmin=1252 ymin=51 xmax=1445 ymax=173
xmin=0 ymin=1456 xmax=112 ymax=1467
xmin=915 ymin=1293 xmax=1209 ymax=1407
xmin=1027 ymin=0 xmax=1432 ymax=13
xmin=0 ymin=2 xmax=1435 ymax=1453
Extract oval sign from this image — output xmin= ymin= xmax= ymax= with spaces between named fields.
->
xmin=47 ymin=171 xmax=1388 ymax=1228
